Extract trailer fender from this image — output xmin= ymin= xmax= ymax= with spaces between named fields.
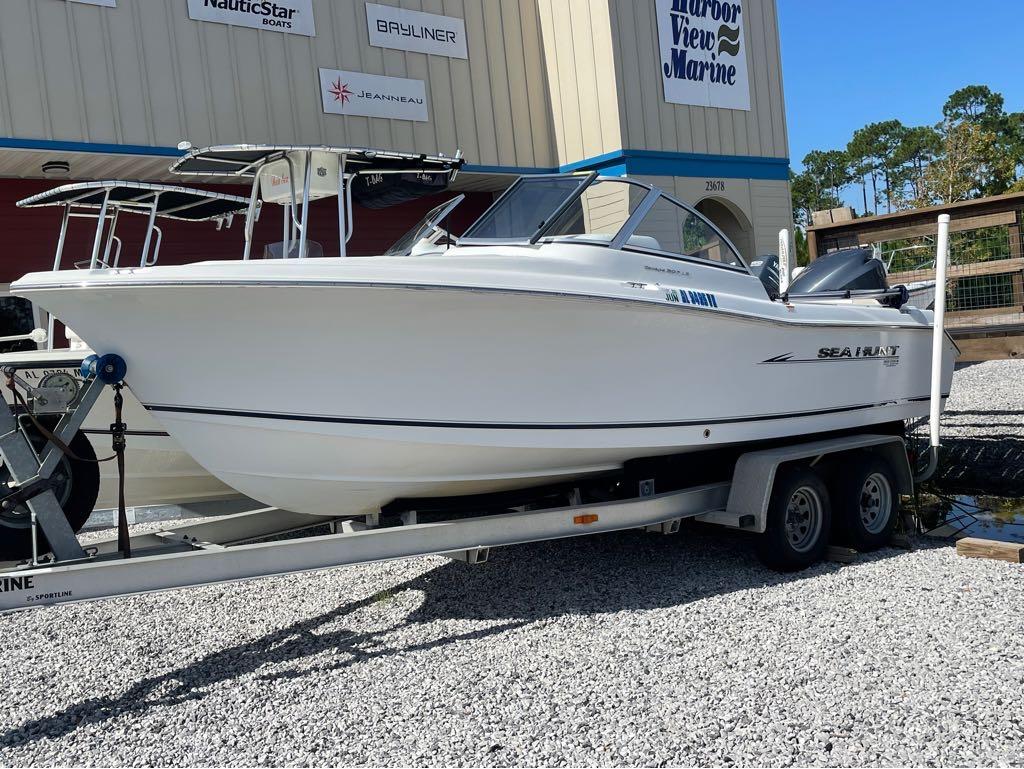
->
xmin=705 ymin=435 xmax=912 ymax=534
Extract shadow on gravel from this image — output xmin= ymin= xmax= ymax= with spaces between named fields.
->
xmin=0 ymin=526 xmax=915 ymax=748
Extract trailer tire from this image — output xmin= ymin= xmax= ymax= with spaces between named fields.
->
xmin=0 ymin=430 xmax=99 ymax=561
xmin=756 ymin=465 xmax=831 ymax=572
xmin=832 ymin=453 xmax=898 ymax=551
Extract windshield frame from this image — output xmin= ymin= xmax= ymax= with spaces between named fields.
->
xmin=384 ymin=194 xmax=466 ymax=256
xmin=458 ymin=173 xmax=750 ymax=273
xmin=457 ymin=172 xmax=597 ymax=246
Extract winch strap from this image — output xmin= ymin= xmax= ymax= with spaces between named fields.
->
xmin=113 ymin=383 xmax=130 ymax=558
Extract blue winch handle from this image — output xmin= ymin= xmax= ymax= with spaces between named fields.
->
xmin=80 ymin=353 xmax=127 ymax=384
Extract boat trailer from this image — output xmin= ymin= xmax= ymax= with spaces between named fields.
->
xmin=0 ymin=215 xmax=955 ymax=613
xmin=0 ymin=348 xmax=914 ymax=613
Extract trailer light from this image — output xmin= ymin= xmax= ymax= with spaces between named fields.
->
xmin=573 ymin=514 xmax=598 ymax=525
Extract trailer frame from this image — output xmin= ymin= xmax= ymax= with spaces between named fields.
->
xmin=0 ymin=415 xmax=912 ymax=613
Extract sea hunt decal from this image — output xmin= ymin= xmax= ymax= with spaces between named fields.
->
xmin=664 ymin=287 xmax=719 ymax=307
xmin=818 ymin=345 xmax=901 ymax=360
xmin=762 ymin=346 xmax=901 ymax=367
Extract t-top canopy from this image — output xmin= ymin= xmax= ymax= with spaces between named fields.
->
xmin=16 ymin=181 xmax=250 ymax=221
xmin=169 ymin=144 xmax=463 ymax=179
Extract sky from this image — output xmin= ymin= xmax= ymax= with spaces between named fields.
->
xmin=778 ymin=0 xmax=1024 ymax=204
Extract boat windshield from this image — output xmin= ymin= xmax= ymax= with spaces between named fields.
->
xmin=461 ymin=175 xmax=591 ymax=240
xmin=385 ymin=195 xmax=465 ymax=256
xmin=460 ymin=173 xmax=747 ymax=269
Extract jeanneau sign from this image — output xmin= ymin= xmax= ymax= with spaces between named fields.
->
xmin=318 ymin=68 xmax=429 ymax=122
xmin=655 ymin=0 xmax=750 ymax=111
xmin=187 ymin=0 xmax=316 ymax=37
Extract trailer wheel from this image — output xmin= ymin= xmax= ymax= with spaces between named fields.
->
xmin=756 ymin=465 xmax=831 ymax=571
xmin=0 ymin=429 xmax=99 ymax=561
xmin=832 ymin=454 xmax=898 ymax=551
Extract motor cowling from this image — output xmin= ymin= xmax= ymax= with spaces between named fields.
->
xmin=789 ymin=247 xmax=888 ymax=294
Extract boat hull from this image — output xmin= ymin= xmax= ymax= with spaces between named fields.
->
xmin=12 ymin=279 xmax=956 ymax=515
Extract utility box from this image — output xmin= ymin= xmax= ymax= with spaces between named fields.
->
xmin=811 ymin=207 xmax=856 ymax=226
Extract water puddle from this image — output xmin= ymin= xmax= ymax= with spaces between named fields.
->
xmin=917 ymin=493 xmax=1024 ymax=543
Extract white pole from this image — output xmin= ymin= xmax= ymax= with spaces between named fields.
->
xmin=101 ymin=209 xmax=120 ymax=267
xmin=777 ymin=228 xmax=791 ymax=296
xmin=282 ymin=202 xmax=290 ymax=257
xmin=242 ymin=172 xmax=261 ymax=261
xmin=48 ymin=204 xmax=70 ymax=349
xmin=929 ymin=214 xmax=950 ymax=450
xmin=337 ymin=155 xmax=347 ymax=258
xmin=298 ymin=151 xmax=312 ymax=259
xmin=140 ymin=194 xmax=160 ymax=267
xmin=52 ymin=204 xmax=70 ymax=272
xmin=89 ymin=191 xmax=111 ymax=269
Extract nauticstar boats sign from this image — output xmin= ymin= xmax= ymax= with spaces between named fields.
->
xmin=186 ymin=0 xmax=315 ymax=36
xmin=318 ymin=68 xmax=428 ymax=122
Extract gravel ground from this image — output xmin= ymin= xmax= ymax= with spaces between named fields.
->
xmin=0 ymin=362 xmax=1021 ymax=767
xmin=0 ymin=522 xmax=1021 ymax=767
xmin=934 ymin=359 xmax=1024 ymax=495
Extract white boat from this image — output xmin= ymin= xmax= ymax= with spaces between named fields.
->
xmin=11 ymin=145 xmax=958 ymax=518
xmin=0 ymin=181 xmax=252 ymax=524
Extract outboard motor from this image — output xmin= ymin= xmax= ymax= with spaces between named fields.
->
xmin=788 ymin=247 xmax=887 ymax=294
xmin=748 ymin=254 xmax=781 ymax=298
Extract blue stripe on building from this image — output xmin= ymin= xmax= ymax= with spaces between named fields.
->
xmin=0 ymin=137 xmax=790 ymax=182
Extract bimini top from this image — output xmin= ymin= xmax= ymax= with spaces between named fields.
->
xmin=16 ymin=181 xmax=250 ymax=221
xmin=170 ymin=143 xmax=464 ymax=178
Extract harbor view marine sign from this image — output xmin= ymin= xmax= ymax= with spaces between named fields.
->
xmin=319 ymin=68 xmax=429 ymax=122
xmin=187 ymin=0 xmax=315 ymax=36
xmin=365 ymin=3 xmax=468 ymax=59
xmin=655 ymin=0 xmax=750 ymax=111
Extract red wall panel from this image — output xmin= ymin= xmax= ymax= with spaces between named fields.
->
xmin=0 ymin=178 xmax=494 ymax=284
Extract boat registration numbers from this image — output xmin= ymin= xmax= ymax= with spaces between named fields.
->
xmin=664 ymin=288 xmax=719 ymax=308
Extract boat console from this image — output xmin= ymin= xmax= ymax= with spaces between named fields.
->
xmin=170 ymin=144 xmax=464 ymax=259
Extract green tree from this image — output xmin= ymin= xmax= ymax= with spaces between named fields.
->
xmin=920 ymin=120 xmax=1002 ymax=203
xmin=942 ymin=85 xmax=1022 ymax=195
xmin=847 ymin=120 xmax=906 ymax=214
xmin=793 ymin=226 xmax=810 ymax=267
xmin=801 ymin=149 xmax=854 ymax=203
xmin=943 ymin=85 xmax=1005 ymax=126
xmin=892 ymin=125 xmax=942 ymax=207
xmin=790 ymin=168 xmax=841 ymax=228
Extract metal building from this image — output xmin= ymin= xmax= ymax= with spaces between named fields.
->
xmin=0 ymin=0 xmax=791 ymax=282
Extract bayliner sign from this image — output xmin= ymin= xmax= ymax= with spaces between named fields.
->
xmin=365 ymin=3 xmax=468 ymax=59
xmin=655 ymin=0 xmax=750 ymax=111
xmin=187 ymin=0 xmax=316 ymax=36
xmin=318 ymin=68 xmax=428 ymax=122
